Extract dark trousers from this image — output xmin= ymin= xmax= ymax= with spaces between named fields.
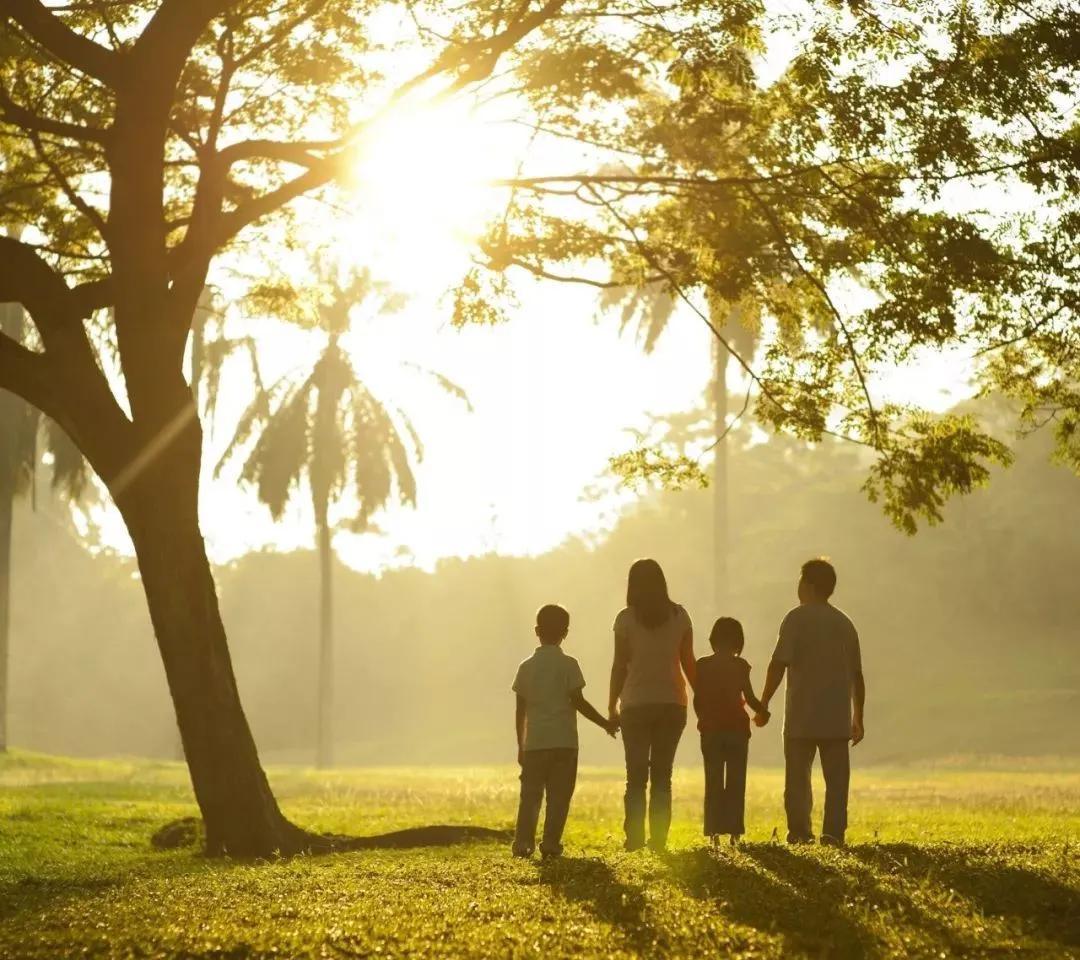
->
xmin=701 ymin=731 xmax=749 ymax=836
xmin=784 ymin=737 xmax=850 ymax=842
xmin=621 ymin=704 xmax=687 ymax=849
xmin=513 ymin=748 xmax=578 ymax=856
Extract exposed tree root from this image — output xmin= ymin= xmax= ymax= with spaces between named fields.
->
xmin=152 ymin=818 xmax=510 ymax=856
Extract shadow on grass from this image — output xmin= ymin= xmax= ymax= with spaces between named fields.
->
xmin=851 ymin=842 xmax=1080 ymax=949
xmin=152 ymin=816 xmax=511 ymax=853
xmin=664 ymin=846 xmax=880 ymax=956
xmin=535 ymin=856 xmax=665 ymax=954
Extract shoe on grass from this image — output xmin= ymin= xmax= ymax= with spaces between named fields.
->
xmin=786 ymin=833 xmax=814 ymax=845
xmin=820 ymin=835 xmax=845 ymax=848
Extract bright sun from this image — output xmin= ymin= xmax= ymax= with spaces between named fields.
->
xmin=347 ymin=100 xmax=515 ymax=287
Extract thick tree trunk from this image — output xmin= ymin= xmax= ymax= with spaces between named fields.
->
xmin=316 ymin=520 xmax=333 ymax=769
xmin=0 ymin=476 xmax=12 ymax=753
xmin=116 ymin=424 xmax=308 ymax=856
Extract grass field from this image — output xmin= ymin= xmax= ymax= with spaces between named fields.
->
xmin=1 ymin=752 xmax=1078 ymax=958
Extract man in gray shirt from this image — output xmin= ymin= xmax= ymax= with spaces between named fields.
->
xmin=760 ymin=559 xmax=866 ymax=846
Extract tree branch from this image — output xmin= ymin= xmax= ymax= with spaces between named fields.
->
xmin=0 ymin=82 xmax=110 ymax=143
xmin=0 ymin=328 xmax=57 ymax=416
xmin=4 ymin=0 xmax=120 ymax=85
xmin=0 ymin=235 xmax=82 ymax=340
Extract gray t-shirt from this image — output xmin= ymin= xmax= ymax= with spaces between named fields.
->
xmin=512 ymin=645 xmax=586 ymax=751
xmin=772 ymin=603 xmax=862 ymax=739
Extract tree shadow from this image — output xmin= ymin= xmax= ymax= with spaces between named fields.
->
xmin=850 ymin=842 xmax=1080 ymax=949
xmin=329 ymin=824 xmax=512 ymax=851
xmin=534 ymin=856 xmax=663 ymax=954
xmin=664 ymin=846 xmax=881 ymax=956
xmin=151 ymin=816 xmax=511 ymax=853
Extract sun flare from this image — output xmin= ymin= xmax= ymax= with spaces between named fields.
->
xmin=347 ymin=101 xmax=515 ymax=285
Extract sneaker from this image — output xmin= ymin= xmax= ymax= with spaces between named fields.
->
xmin=820 ymin=835 xmax=845 ymax=848
xmin=647 ymin=838 xmax=667 ymax=853
xmin=729 ymin=834 xmax=741 ymax=848
xmin=624 ymin=838 xmax=646 ymax=852
xmin=511 ymin=846 xmax=534 ymax=859
xmin=786 ymin=833 xmax=814 ymax=845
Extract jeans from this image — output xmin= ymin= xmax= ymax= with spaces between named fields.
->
xmin=700 ymin=731 xmax=749 ymax=836
xmin=620 ymin=703 xmax=687 ymax=849
xmin=513 ymin=748 xmax=578 ymax=856
xmin=784 ymin=737 xmax=850 ymax=842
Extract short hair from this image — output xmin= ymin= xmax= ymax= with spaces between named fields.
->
xmin=708 ymin=617 xmax=744 ymax=654
xmin=536 ymin=604 xmax=570 ymax=640
xmin=801 ymin=558 xmax=837 ymax=599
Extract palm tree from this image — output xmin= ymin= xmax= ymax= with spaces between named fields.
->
xmin=0 ymin=300 xmax=90 ymax=752
xmin=219 ymin=269 xmax=466 ymax=768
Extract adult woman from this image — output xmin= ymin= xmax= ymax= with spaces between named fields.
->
xmin=608 ymin=558 xmax=695 ymax=851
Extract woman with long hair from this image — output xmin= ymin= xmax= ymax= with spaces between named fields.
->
xmin=608 ymin=558 xmax=695 ymax=851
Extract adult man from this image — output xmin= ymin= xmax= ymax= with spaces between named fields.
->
xmin=760 ymin=559 xmax=866 ymax=846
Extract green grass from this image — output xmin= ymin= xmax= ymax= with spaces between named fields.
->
xmin=1 ymin=752 xmax=1078 ymax=958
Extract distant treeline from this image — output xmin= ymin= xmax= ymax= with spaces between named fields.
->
xmin=10 ymin=422 xmax=1079 ymax=766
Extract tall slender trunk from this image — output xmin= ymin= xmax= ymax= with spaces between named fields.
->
xmin=116 ymin=422 xmax=306 ymax=856
xmin=316 ymin=519 xmax=334 ymax=769
xmin=712 ymin=316 xmax=731 ymax=612
xmin=0 ymin=474 xmax=12 ymax=753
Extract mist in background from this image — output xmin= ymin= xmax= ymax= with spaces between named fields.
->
xmin=9 ymin=407 xmax=1078 ymax=768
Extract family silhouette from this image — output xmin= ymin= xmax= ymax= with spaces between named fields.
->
xmin=512 ymin=557 xmax=866 ymax=858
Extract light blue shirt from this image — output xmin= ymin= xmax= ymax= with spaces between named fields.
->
xmin=513 ymin=645 xmax=586 ymax=750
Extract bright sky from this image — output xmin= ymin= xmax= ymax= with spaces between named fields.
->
xmin=81 ymin=50 xmax=978 ymax=574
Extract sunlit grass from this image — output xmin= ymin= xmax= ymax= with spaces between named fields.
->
xmin=1 ymin=752 xmax=1077 ymax=958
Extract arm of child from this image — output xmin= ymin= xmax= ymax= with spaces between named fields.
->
xmin=742 ymin=666 xmax=770 ymax=726
xmin=515 ymin=694 xmax=526 ymax=765
xmin=572 ymin=689 xmax=617 ymax=737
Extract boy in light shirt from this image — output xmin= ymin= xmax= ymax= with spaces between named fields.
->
xmin=512 ymin=604 xmax=617 ymax=859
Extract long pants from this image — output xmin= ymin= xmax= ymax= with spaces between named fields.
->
xmin=621 ymin=704 xmax=687 ymax=849
xmin=784 ymin=737 xmax=850 ymax=842
xmin=701 ymin=730 xmax=749 ymax=836
xmin=513 ymin=748 xmax=578 ymax=856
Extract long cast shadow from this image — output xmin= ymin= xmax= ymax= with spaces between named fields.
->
xmin=535 ymin=856 xmax=664 ymax=954
xmin=665 ymin=846 xmax=878 ymax=956
xmin=851 ymin=842 xmax=1080 ymax=949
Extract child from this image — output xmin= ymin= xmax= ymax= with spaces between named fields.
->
xmin=512 ymin=604 xmax=617 ymax=859
xmin=693 ymin=617 xmax=769 ymax=846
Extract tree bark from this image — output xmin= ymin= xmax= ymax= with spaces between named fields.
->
xmin=316 ymin=519 xmax=334 ymax=769
xmin=115 ymin=417 xmax=308 ymax=856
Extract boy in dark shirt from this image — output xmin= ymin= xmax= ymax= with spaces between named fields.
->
xmin=693 ymin=617 xmax=768 ymax=846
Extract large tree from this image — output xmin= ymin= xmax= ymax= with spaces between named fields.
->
xmin=0 ymin=0 xmax=1075 ymax=857
xmin=0 ymin=0 xmax=602 ymax=856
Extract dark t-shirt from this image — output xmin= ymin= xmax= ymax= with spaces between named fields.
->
xmin=693 ymin=654 xmax=752 ymax=737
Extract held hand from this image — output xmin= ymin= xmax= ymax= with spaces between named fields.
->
xmin=604 ymin=718 xmax=620 ymax=738
xmin=851 ymin=718 xmax=865 ymax=746
xmin=753 ymin=710 xmax=770 ymax=728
